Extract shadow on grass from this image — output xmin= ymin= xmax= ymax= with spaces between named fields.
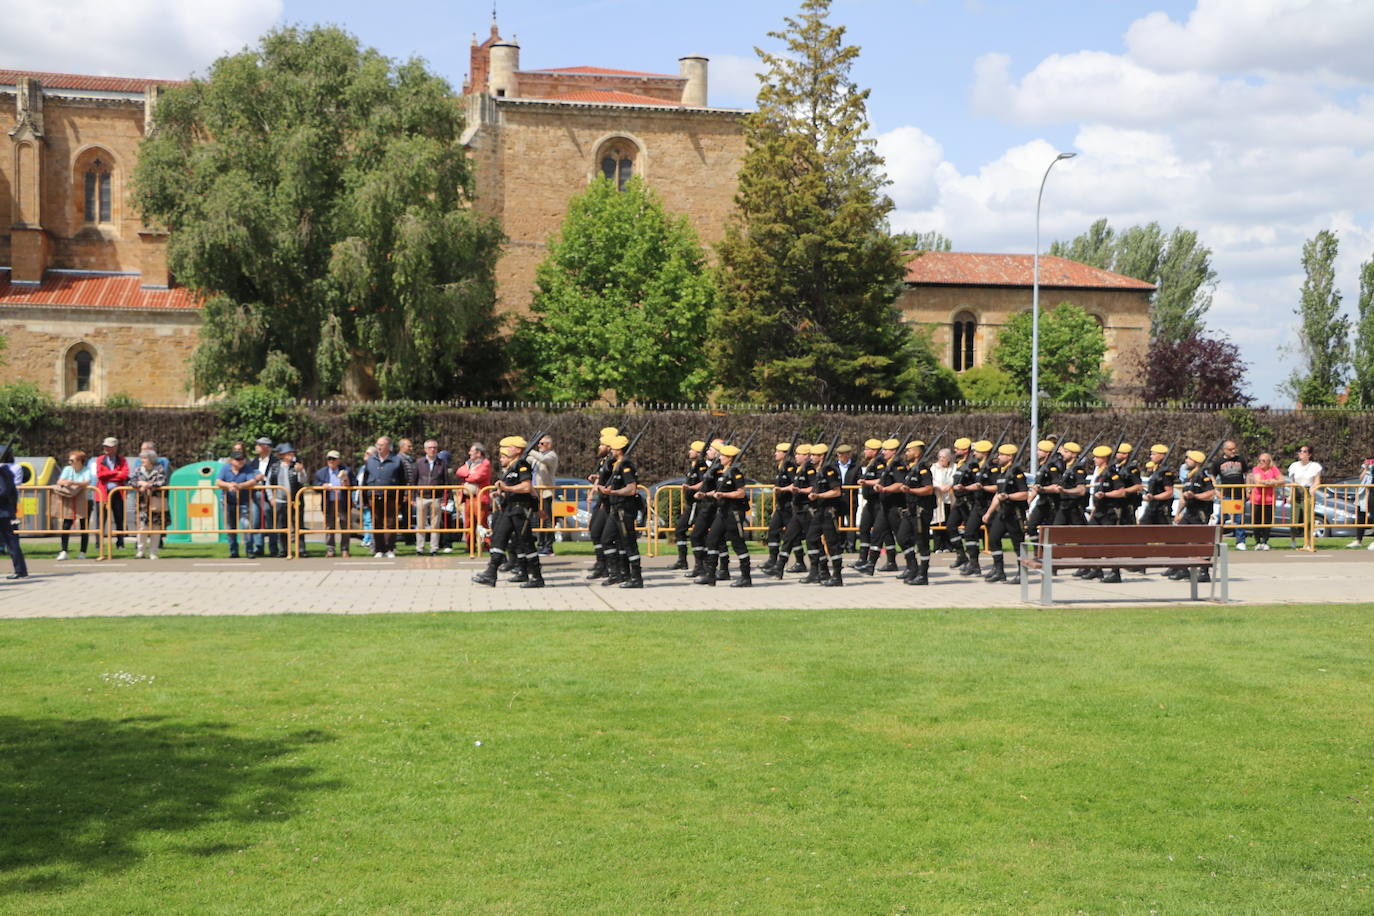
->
xmin=0 ymin=715 xmax=338 ymax=894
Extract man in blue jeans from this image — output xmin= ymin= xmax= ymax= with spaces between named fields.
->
xmin=215 ymin=451 xmax=260 ymax=558
xmin=1211 ymin=440 xmax=1250 ymax=549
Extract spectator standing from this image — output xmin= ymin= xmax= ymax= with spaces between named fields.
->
xmin=397 ymin=438 xmax=418 ymax=547
xmin=140 ymin=440 xmax=171 ymax=551
xmin=529 ymin=435 xmax=559 ymax=555
xmin=1286 ymin=446 xmax=1323 ymax=548
xmin=0 ymin=442 xmax=26 ymax=579
xmin=55 ymin=449 xmax=94 ymax=560
xmin=130 ymin=449 xmax=167 ymax=559
xmin=1249 ymin=452 xmax=1282 ymax=550
xmin=248 ymin=437 xmax=278 ymax=558
xmin=1211 ymin=441 xmax=1250 ymax=549
xmin=1347 ymin=452 xmax=1374 ymax=548
xmin=366 ymin=436 xmax=405 ymax=557
xmin=835 ymin=444 xmax=859 ymax=549
xmin=437 ymin=449 xmax=457 ymax=553
xmin=270 ymin=443 xmax=307 ymax=557
xmin=413 ymin=440 xmax=448 ymax=556
xmin=454 ymin=443 xmax=493 ymax=544
xmin=94 ymin=436 xmax=130 ymax=549
xmin=315 ymin=450 xmax=353 ymax=558
xmin=215 ymin=450 xmax=259 ymax=558
xmin=355 ymin=445 xmax=379 ymax=549
xmin=930 ymin=448 xmax=956 ymax=551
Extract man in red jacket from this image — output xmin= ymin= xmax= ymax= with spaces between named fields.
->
xmin=94 ymin=436 xmax=130 ymax=550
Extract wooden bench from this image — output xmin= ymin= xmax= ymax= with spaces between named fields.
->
xmin=1019 ymin=525 xmax=1228 ymax=606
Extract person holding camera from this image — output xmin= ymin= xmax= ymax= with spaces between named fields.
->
xmin=268 ymin=443 xmax=308 ymax=557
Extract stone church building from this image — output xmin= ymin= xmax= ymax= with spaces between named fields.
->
xmin=1 ymin=20 xmax=1146 ymax=405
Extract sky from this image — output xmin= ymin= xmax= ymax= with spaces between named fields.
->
xmin=6 ymin=0 xmax=1374 ymax=405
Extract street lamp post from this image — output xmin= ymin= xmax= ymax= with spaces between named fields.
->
xmin=1030 ymin=151 xmax=1077 ymax=480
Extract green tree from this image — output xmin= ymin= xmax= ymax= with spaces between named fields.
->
xmin=133 ymin=25 xmax=502 ymax=400
xmin=1049 ymin=217 xmax=1115 ymax=269
xmin=892 ymin=231 xmax=953 ymax=252
xmin=1285 ymin=229 xmax=1351 ymax=406
xmin=990 ymin=303 xmax=1110 ymax=404
xmin=1349 ymin=255 xmax=1374 ymax=407
xmin=510 ymin=178 xmax=717 ymax=403
xmin=956 ymin=365 xmax=1021 ymax=403
xmin=710 ymin=0 xmax=954 ymax=405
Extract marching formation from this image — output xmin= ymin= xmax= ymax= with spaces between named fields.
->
xmin=471 ymin=423 xmax=1226 ymax=589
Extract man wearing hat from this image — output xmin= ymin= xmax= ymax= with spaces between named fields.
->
xmin=1026 ymin=438 xmax=1064 ymax=543
xmin=597 ymin=435 xmax=644 ymax=588
xmin=1050 ymin=442 xmax=1089 ymax=526
xmin=314 ymin=449 xmax=353 ymax=557
xmin=981 ymin=442 xmax=1029 ymax=583
xmin=1080 ymin=445 xmax=1127 ymax=581
xmin=945 ymin=437 xmax=974 ymax=570
xmin=672 ymin=439 xmax=708 ymax=570
xmin=474 ymin=437 xmax=545 ymax=588
xmin=1140 ymin=444 xmax=1177 ymax=526
xmin=761 ymin=441 xmax=798 ymax=575
xmin=1169 ymin=449 xmax=1217 ymax=581
xmin=267 ymin=442 xmax=308 ymax=557
xmin=698 ymin=443 xmax=753 ymax=587
xmin=585 ymin=427 xmax=619 ymax=580
xmin=805 ymin=442 xmax=846 ymax=586
xmin=688 ymin=440 xmax=727 ymax=581
xmin=850 ymin=438 xmax=886 ymax=573
xmin=94 ymin=436 xmax=131 ymax=551
xmin=897 ymin=440 xmax=936 ymax=585
xmin=835 ymin=444 xmax=859 ymax=549
xmin=773 ymin=444 xmax=816 ymax=579
xmin=956 ymin=440 xmax=994 ymax=577
xmin=859 ymin=438 xmax=906 ymax=576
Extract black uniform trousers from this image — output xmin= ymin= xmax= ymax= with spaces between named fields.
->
xmin=805 ymin=504 xmax=842 ymax=559
xmin=1120 ymin=501 xmax=1140 ymax=526
xmin=1053 ymin=501 xmax=1086 ymax=525
xmin=600 ymin=501 xmax=641 ymax=561
xmin=855 ymin=496 xmax=878 ymax=553
xmin=691 ymin=499 xmax=718 ymax=553
xmin=765 ymin=498 xmax=792 ymax=549
xmin=779 ymin=504 xmax=812 ymax=559
xmin=589 ymin=499 xmax=609 ymax=555
xmin=986 ymin=506 xmax=1024 ymax=559
xmin=706 ymin=502 xmax=749 ymax=559
xmin=1027 ymin=496 xmax=1057 ymax=538
xmin=869 ymin=500 xmax=903 ymax=557
xmin=963 ymin=499 xmax=990 ymax=554
xmin=1140 ymin=500 xmax=1171 ymax=525
xmin=490 ymin=503 xmax=535 ymax=564
xmin=946 ymin=499 xmax=970 ymax=547
xmin=672 ymin=493 xmax=696 ymax=550
xmin=895 ymin=505 xmax=932 ymax=558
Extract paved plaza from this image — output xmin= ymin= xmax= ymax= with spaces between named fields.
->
xmin=0 ymin=550 xmax=1364 ymax=617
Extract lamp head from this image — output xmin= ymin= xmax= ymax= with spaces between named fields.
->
xmin=1057 ymin=152 xmax=1077 ymax=161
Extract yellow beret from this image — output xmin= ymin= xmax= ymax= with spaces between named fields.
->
xmin=1093 ymin=446 xmax=1112 ymax=458
xmin=607 ymin=435 xmax=627 ymax=450
xmin=998 ymin=443 xmax=1018 ymax=456
xmin=600 ymin=427 xmax=619 ymax=437
xmin=954 ymin=437 xmax=972 ymax=450
xmin=1062 ymin=442 xmax=1082 ymax=453
xmin=599 ymin=436 xmax=615 ymax=447
xmin=1151 ymin=443 xmax=1169 ymax=454
xmin=1187 ymin=449 xmax=1206 ymax=463
xmin=795 ymin=444 xmax=812 ymax=456
xmin=972 ymin=440 xmax=993 ymax=453
xmin=1117 ymin=443 xmax=1134 ymax=454
xmin=710 ymin=438 xmax=725 ymax=448
xmin=775 ymin=443 xmax=791 ymax=452
xmin=497 ymin=436 xmax=514 ymax=447
xmin=864 ymin=438 xmax=883 ymax=449
xmin=690 ymin=440 xmax=706 ymax=452
xmin=906 ymin=440 xmax=925 ymax=451
xmin=811 ymin=443 xmax=830 ymax=455
xmin=1037 ymin=440 xmax=1056 ymax=451
xmin=719 ymin=444 xmax=741 ymax=457
xmin=881 ymin=438 xmax=900 ymax=450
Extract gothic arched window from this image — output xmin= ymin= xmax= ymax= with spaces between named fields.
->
xmin=596 ymin=140 xmax=638 ymax=192
xmin=84 ymin=159 xmax=112 ymax=223
xmin=952 ymin=311 xmax=977 ymax=371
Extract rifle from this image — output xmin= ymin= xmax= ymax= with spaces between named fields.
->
xmin=990 ymin=420 xmax=1013 ymax=455
xmin=622 ymin=425 xmax=650 ymax=459
xmin=1073 ymin=430 xmax=1103 ymax=472
xmin=1200 ymin=436 xmax=1228 ymax=471
xmin=921 ymin=422 xmax=951 ymax=468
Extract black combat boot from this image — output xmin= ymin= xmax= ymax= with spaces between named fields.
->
xmin=671 ymin=543 xmax=689 ymax=570
xmin=786 ymin=551 xmax=808 ymax=574
xmin=695 ymin=554 xmax=718 ymax=585
xmin=908 ymin=559 xmax=929 ymax=586
xmin=762 ymin=545 xmax=780 ymax=573
xmin=508 ymin=558 xmax=530 ymax=584
xmin=801 ymin=559 xmax=823 ymax=584
xmin=730 ymin=556 xmax=753 ymax=588
xmin=771 ymin=558 xmax=786 ymax=579
xmin=881 ymin=550 xmax=899 ymax=572
xmin=984 ymin=555 xmax=1007 ymax=583
xmin=586 ymin=548 xmax=608 ymax=580
xmin=962 ymin=546 xmax=982 ymax=577
xmin=620 ymin=559 xmax=644 ymax=588
xmin=687 ymin=548 xmax=707 ymax=579
xmin=949 ymin=541 xmax=966 ymax=569
xmin=1100 ymin=568 xmax=1122 ymax=583
xmin=850 ymin=546 xmax=870 ymax=570
xmin=604 ymin=555 xmax=628 ymax=586
xmin=900 ymin=553 xmax=918 ymax=581
xmin=1082 ymin=568 xmax=1104 ymax=580
xmin=718 ymin=555 xmax=731 ymax=581
xmin=520 ymin=558 xmax=545 ymax=588
xmin=822 ymin=558 xmax=844 ymax=586
xmin=472 ymin=554 xmax=500 ymax=587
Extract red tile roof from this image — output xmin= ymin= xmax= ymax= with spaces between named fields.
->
xmin=0 ymin=271 xmax=200 ymax=310
xmin=0 ymin=68 xmax=186 ymax=93
xmin=531 ymin=65 xmax=679 ymax=78
xmin=533 ymin=88 xmax=680 ymax=106
xmin=903 ymin=251 xmax=1156 ymax=291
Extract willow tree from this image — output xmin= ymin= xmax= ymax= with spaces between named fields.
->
xmin=133 ymin=26 xmax=503 ymax=399
xmin=709 ymin=0 xmax=957 ymax=405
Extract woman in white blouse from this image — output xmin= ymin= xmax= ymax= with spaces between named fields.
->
xmin=1286 ymin=446 xmax=1322 ymax=547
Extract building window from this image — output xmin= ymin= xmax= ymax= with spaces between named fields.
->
xmin=952 ymin=311 xmax=976 ymax=371
xmin=84 ymin=159 xmax=112 ymax=223
xmin=596 ymin=141 xmax=637 ymax=191
xmin=75 ymin=349 xmax=94 ymax=392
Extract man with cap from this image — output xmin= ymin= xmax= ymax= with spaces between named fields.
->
xmin=94 ymin=436 xmax=131 ymax=551
xmin=585 ymin=427 xmax=619 ymax=580
xmin=247 ymin=436 xmax=279 ymax=558
xmin=805 ymin=442 xmax=846 ymax=586
xmin=214 ymin=449 xmax=259 ymax=559
xmin=473 ymin=437 xmax=545 ymax=588
xmin=1139 ymin=444 xmax=1177 ymax=526
xmin=981 ymin=442 xmax=1029 ymax=583
xmin=1082 ymin=445 xmax=1126 ymax=581
xmin=835 ymin=444 xmax=859 ymax=549
xmin=897 ymin=439 xmax=936 ymax=585
xmin=598 ymin=435 xmax=644 ymax=588
xmin=773 ymin=444 xmax=816 ymax=579
xmin=698 ymin=443 xmax=753 ymax=587
xmin=1025 ymin=438 xmax=1064 ymax=543
xmin=686 ymin=439 xmax=724 ymax=579
xmin=1168 ymin=449 xmax=1216 ymax=581
xmin=672 ymin=439 xmax=708 ymax=570
xmin=860 ymin=438 xmax=906 ymax=576
xmin=269 ymin=442 xmax=308 ymax=557
xmin=761 ymin=441 xmax=797 ymax=575
xmin=945 ymin=437 xmax=974 ymax=569
xmin=958 ymin=440 xmax=994 ymax=577
xmin=314 ymin=449 xmax=353 ymax=558
xmin=1050 ymin=442 xmax=1088 ymax=526
xmin=851 ymin=438 xmax=886 ymax=573
xmin=1116 ymin=442 xmax=1144 ymax=528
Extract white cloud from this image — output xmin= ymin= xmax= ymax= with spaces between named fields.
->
xmin=0 ymin=0 xmax=282 ymax=80
xmin=706 ymin=52 xmax=764 ymax=108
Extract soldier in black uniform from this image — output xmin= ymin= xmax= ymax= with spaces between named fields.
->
xmin=982 ymin=443 xmax=1029 ymax=583
xmin=698 ymin=444 xmax=754 ymax=587
xmin=687 ymin=440 xmax=724 ymax=580
xmin=1139 ymin=444 xmax=1177 ymax=526
xmin=585 ymin=427 xmax=618 ymax=580
xmin=1084 ymin=445 xmax=1126 ymax=582
xmin=896 ymin=440 xmax=936 ymax=585
xmin=1050 ymin=442 xmax=1088 ymax=525
xmin=1117 ymin=443 xmax=1144 ymax=528
xmin=805 ymin=442 xmax=845 ymax=586
xmin=597 ymin=434 xmax=644 ymax=589
xmin=1169 ymin=449 xmax=1216 ymax=581
xmin=859 ymin=438 xmax=903 ymax=574
xmin=944 ymin=437 xmax=973 ymax=564
xmin=761 ymin=442 xmax=797 ymax=574
xmin=851 ymin=438 xmax=886 ymax=572
xmin=672 ymin=439 xmax=707 ymax=570
xmin=473 ymin=437 xmax=544 ymax=588
xmin=959 ymin=440 xmax=994 ymax=577
xmin=1025 ymin=439 xmax=1064 ymax=542
xmin=773 ymin=444 xmax=816 ymax=579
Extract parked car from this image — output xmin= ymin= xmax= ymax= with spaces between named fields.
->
xmin=1244 ymin=477 xmax=1359 ymax=540
xmin=647 ymin=476 xmax=763 ymax=537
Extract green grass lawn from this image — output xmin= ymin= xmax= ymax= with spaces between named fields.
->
xmin=2 ymin=607 xmax=1372 ymax=914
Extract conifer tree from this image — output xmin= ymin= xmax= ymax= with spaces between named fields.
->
xmin=1285 ymin=229 xmax=1350 ymax=406
xmin=1349 ymin=255 xmax=1374 ymax=407
xmin=709 ymin=0 xmax=958 ymax=405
